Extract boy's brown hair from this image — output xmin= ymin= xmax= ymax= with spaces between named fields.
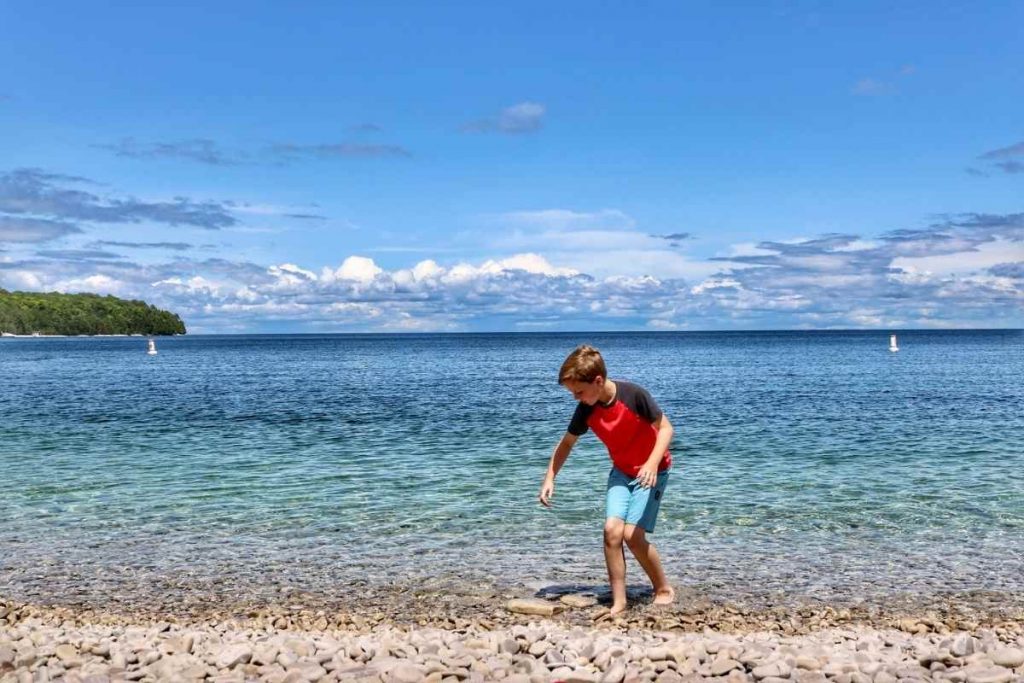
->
xmin=558 ymin=344 xmax=607 ymax=384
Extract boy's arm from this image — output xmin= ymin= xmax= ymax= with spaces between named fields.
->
xmin=636 ymin=413 xmax=674 ymax=488
xmin=538 ymin=432 xmax=578 ymax=507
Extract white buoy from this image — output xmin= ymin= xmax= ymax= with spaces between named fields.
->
xmin=889 ymin=334 xmax=899 ymax=352
xmin=147 ymin=339 xmax=158 ymax=355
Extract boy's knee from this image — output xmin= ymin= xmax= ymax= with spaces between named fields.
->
xmin=623 ymin=525 xmax=647 ymax=550
xmin=603 ymin=518 xmax=625 ymax=547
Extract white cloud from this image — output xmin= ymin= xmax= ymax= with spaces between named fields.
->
xmin=493 ymin=209 xmax=635 ymax=232
xmin=54 ymin=273 xmax=126 ymax=295
xmin=891 ymin=238 xmax=1024 ymax=276
xmin=331 ymin=255 xmax=383 ymax=283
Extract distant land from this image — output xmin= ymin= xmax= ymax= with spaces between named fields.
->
xmin=0 ymin=290 xmax=186 ymax=336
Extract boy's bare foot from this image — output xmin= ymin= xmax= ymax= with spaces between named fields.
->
xmin=608 ymin=602 xmax=628 ymax=616
xmin=653 ymin=586 xmax=675 ymax=606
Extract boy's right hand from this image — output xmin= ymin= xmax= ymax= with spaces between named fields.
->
xmin=538 ymin=478 xmax=555 ymax=507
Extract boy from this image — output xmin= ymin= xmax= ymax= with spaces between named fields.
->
xmin=538 ymin=344 xmax=675 ymax=615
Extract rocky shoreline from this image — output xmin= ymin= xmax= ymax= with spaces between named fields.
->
xmin=3 ymin=592 xmax=1024 ymax=683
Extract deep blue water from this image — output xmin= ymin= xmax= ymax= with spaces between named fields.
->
xmin=1 ymin=330 xmax=1022 ymax=604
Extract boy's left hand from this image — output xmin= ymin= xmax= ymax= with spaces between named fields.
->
xmin=635 ymin=462 xmax=659 ymax=488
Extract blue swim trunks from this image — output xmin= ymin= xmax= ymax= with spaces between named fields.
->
xmin=605 ymin=467 xmax=670 ymax=532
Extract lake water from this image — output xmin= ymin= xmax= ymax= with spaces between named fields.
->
xmin=2 ymin=331 xmax=1022 ymax=608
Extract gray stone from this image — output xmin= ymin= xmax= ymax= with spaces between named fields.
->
xmin=544 ymin=649 xmax=565 ymax=667
xmin=54 ymin=644 xmax=81 ymax=667
xmin=752 ymin=661 xmax=791 ymax=679
xmin=563 ymin=671 xmax=597 ymax=683
xmin=646 ymin=647 xmax=669 ymax=662
xmin=792 ymin=672 xmax=827 ymax=683
xmin=601 ymin=662 xmax=627 ymax=683
xmin=964 ymin=666 xmax=1014 ymax=683
xmin=389 ymin=663 xmax=425 ymax=683
xmin=953 ymin=635 xmax=978 ymax=657
xmin=710 ymin=658 xmax=741 ymax=676
xmin=215 ymin=644 xmax=252 ymax=669
xmin=990 ymin=648 xmax=1024 ymax=668
xmin=252 ymin=644 xmax=279 ymax=666
xmin=795 ymin=655 xmax=820 ymax=670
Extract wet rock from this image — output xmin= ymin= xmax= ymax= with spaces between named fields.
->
xmin=506 ymin=599 xmax=563 ymax=617
xmin=560 ymin=595 xmax=599 ymax=609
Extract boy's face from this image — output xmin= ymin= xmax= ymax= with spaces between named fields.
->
xmin=563 ymin=377 xmax=604 ymax=405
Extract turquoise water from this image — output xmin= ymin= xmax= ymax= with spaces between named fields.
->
xmin=1 ymin=331 xmax=1022 ymax=605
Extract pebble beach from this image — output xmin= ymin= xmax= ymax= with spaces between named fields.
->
xmin=3 ymin=585 xmax=1024 ymax=682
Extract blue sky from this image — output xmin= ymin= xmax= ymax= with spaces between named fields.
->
xmin=1 ymin=1 xmax=1021 ymax=332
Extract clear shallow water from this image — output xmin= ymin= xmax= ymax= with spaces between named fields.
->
xmin=1 ymin=331 xmax=1022 ymax=606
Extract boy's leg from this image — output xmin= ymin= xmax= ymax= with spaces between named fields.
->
xmin=603 ymin=517 xmax=628 ymax=614
xmin=623 ymin=524 xmax=675 ymax=604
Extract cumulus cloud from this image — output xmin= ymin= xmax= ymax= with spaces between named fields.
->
xmin=462 ymin=102 xmax=546 ymax=134
xmin=2 ymin=197 xmax=1022 ymax=331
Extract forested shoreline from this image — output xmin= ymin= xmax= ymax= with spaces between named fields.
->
xmin=0 ymin=290 xmax=186 ymax=335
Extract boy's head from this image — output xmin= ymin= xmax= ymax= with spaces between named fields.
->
xmin=559 ymin=344 xmax=608 ymax=405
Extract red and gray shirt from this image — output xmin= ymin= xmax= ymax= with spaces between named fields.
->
xmin=567 ymin=380 xmax=671 ymax=477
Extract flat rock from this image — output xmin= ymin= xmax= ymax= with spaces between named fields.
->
xmin=710 ymin=657 xmax=742 ymax=676
xmin=560 ymin=594 xmax=598 ymax=608
xmin=506 ymin=598 xmax=564 ymax=616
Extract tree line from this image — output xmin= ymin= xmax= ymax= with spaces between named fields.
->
xmin=0 ymin=290 xmax=186 ymax=335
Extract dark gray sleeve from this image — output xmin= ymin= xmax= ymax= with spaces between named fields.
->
xmin=622 ymin=382 xmax=663 ymax=423
xmin=567 ymin=402 xmax=592 ymax=435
